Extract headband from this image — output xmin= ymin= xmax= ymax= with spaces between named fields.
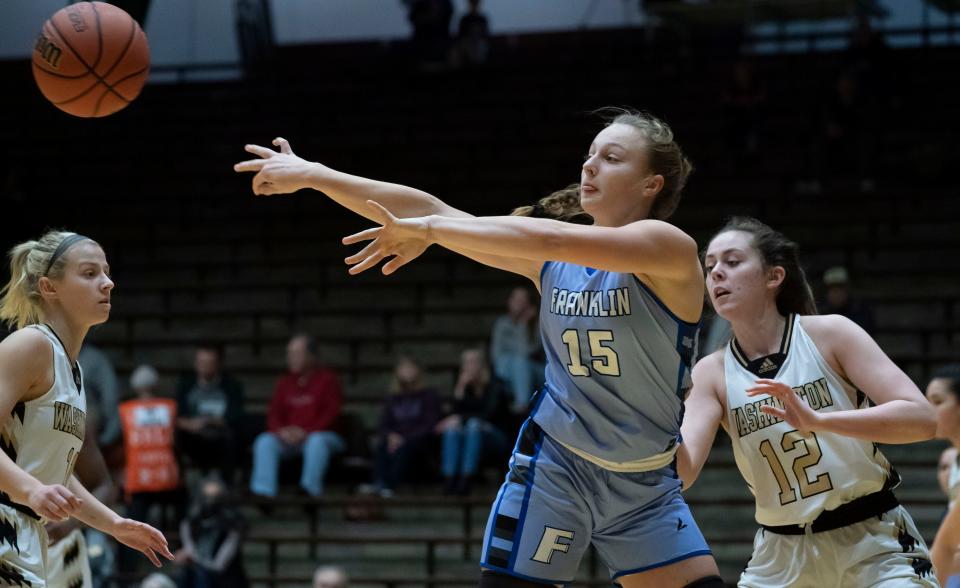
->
xmin=44 ymin=234 xmax=90 ymax=276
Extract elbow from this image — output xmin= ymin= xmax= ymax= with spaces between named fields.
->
xmin=916 ymin=400 xmax=938 ymax=441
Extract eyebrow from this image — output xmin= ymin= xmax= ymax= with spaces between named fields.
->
xmin=704 ymin=248 xmax=744 ymax=258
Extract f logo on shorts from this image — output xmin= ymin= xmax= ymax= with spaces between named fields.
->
xmin=532 ymin=526 xmax=575 ymax=564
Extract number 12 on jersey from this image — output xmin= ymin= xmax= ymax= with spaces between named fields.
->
xmin=561 ymin=329 xmax=621 ymax=377
xmin=759 ymin=430 xmax=834 ymax=505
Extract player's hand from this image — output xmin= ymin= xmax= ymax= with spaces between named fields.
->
xmin=27 ymin=484 xmax=82 ymax=522
xmin=234 ymin=137 xmax=320 ymax=196
xmin=342 ymin=201 xmax=431 ymax=275
xmin=746 ymin=379 xmax=821 ymax=434
xmin=111 ymin=518 xmax=175 ymax=568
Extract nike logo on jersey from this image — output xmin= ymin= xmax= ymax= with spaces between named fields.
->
xmin=677 ymin=518 xmax=688 ymax=531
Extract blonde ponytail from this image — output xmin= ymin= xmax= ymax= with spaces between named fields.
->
xmin=511 ymin=184 xmax=592 ymax=224
xmin=0 ymin=230 xmax=91 ymax=330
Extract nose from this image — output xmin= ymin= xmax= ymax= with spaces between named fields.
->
xmin=102 ymin=275 xmax=115 ymax=291
xmin=582 ymin=155 xmax=597 ymax=176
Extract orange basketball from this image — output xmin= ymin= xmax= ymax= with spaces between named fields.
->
xmin=32 ymin=2 xmax=150 ymax=118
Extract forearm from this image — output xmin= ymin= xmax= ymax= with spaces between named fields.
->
xmin=0 ymin=453 xmax=41 ymax=505
xmin=816 ymin=400 xmax=935 ymax=444
xmin=426 ymin=215 xmax=566 ymax=263
xmin=307 ymin=166 xmax=460 ymax=220
xmin=67 ymin=476 xmax=121 ymax=534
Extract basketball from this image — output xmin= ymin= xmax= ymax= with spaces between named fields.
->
xmin=32 ymin=2 xmax=150 ymax=118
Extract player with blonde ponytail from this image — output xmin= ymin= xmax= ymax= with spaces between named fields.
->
xmin=0 ymin=230 xmax=173 ymax=586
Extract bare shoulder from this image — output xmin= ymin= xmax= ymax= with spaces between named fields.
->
xmin=0 ymin=328 xmax=53 ymax=384
xmin=798 ymin=314 xmax=866 ymax=351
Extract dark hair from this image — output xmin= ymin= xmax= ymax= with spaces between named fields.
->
xmin=511 ymin=108 xmax=692 ymax=223
xmin=196 ymin=342 xmax=223 ymax=358
xmin=932 ymin=364 xmax=960 ymax=399
xmin=708 ymin=216 xmax=817 ymax=316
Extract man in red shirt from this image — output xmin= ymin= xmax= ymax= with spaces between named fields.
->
xmin=250 ymin=334 xmax=344 ymax=497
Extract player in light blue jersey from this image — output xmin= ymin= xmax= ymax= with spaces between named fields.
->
xmin=235 ymin=109 xmax=722 ymax=588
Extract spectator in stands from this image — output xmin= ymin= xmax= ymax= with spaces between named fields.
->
xmin=436 ymin=348 xmax=510 ymax=495
xmin=250 ymin=333 xmax=344 ymax=498
xmin=722 ymin=59 xmax=766 ymax=165
xmin=121 ymin=365 xmax=183 ymax=526
xmin=490 ymin=286 xmax=544 ymax=413
xmin=451 ymin=0 xmax=490 ymax=67
xmin=404 ymin=0 xmax=454 ymax=68
xmin=140 ymin=573 xmax=177 ymax=588
xmin=79 ymin=343 xmax=123 ymax=448
xmin=803 ymin=71 xmax=875 ymax=193
xmin=175 ymin=474 xmax=249 ymax=588
xmin=367 ymin=356 xmax=441 ymax=496
xmin=313 ymin=565 xmax=348 ymax=588
xmin=176 ymin=343 xmax=245 ymax=479
xmin=819 ymin=266 xmax=874 ymax=334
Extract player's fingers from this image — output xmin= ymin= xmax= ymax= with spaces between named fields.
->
xmin=344 ymin=241 xmax=378 ymax=265
xmin=233 ymin=159 xmax=266 ymax=172
xmin=244 ymin=144 xmax=276 ymax=158
xmin=342 ymin=227 xmax=382 ymax=245
xmin=383 ymin=255 xmax=412 ymax=275
xmin=142 ymin=546 xmax=162 ymax=567
xmin=56 ymin=487 xmax=82 ymax=512
xmin=759 ymin=406 xmax=786 ymax=420
xmin=745 ymin=386 xmax=773 ymax=397
xmin=44 ymin=502 xmax=69 ymax=521
xmin=348 ymin=252 xmax=384 ymax=275
xmin=273 ymin=137 xmax=293 ymax=154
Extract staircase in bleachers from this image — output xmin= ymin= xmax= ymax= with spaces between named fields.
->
xmin=1 ymin=28 xmax=958 ymax=586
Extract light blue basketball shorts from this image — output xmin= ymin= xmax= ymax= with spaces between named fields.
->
xmin=480 ymin=419 xmax=711 ymax=583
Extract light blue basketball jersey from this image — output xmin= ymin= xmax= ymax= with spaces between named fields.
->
xmin=532 ymin=261 xmax=700 ymax=463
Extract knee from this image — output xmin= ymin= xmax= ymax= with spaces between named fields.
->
xmin=254 ymin=432 xmax=278 ymax=451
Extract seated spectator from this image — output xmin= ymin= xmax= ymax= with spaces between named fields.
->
xmin=250 ymin=334 xmax=344 ymax=498
xmin=118 ymin=365 xmax=183 ymax=576
xmin=140 ymin=573 xmax=177 ymax=588
xmin=175 ymin=475 xmax=249 ymax=588
xmin=490 ymin=286 xmax=544 ymax=413
xmin=437 ymin=348 xmax=510 ymax=495
xmin=367 ymin=356 xmax=441 ymax=496
xmin=313 ymin=565 xmax=349 ymax=588
xmin=121 ymin=365 xmax=183 ymax=523
xmin=820 ymin=266 xmax=874 ymax=334
xmin=176 ymin=344 xmax=245 ymax=479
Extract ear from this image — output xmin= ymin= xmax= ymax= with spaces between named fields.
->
xmin=644 ymin=174 xmax=665 ymax=198
xmin=766 ymin=266 xmax=786 ymax=290
xmin=37 ymin=276 xmax=58 ymax=302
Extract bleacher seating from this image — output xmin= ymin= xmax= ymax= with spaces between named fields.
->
xmin=1 ymin=24 xmax=958 ymax=587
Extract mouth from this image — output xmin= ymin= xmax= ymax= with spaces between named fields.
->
xmin=581 ymin=183 xmax=598 ymax=194
xmin=712 ymin=287 xmax=730 ymax=301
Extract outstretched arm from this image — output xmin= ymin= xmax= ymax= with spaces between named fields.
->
xmin=343 ymin=202 xmax=701 ymax=282
xmin=234 ymin=138 xmax=541 ymax=283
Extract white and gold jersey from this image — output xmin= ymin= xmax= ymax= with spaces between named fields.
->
xmin=0 ymin=324 xmax=86 ymax=519
xmin=724 ymin=314 xmax=894 ymax=526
